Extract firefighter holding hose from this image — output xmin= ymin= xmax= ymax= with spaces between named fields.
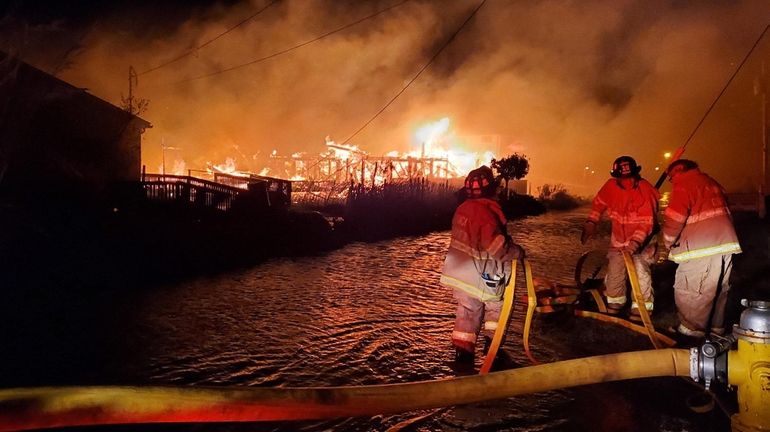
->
xmin=440 ymin=165 xmax=525 ymax=363
xmin=581 ymin=156 xmax=660 ymax=322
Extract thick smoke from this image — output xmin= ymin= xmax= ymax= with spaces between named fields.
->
xmin=5 ymin=0 xmax=770 ymax=193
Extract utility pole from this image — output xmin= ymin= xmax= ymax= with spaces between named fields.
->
xmin=161 ymin=137 xmax=166 ymax=176
xmin=760 ymin=61 xmax=770 ymax=202
xmin=127 ymin=66 xmax=138 ymax=115
xmin=756 ymin=61 xmax=769 ymax=217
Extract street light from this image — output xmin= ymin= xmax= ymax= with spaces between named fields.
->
xmin=663 ymin=152 xmax=672 ymax=160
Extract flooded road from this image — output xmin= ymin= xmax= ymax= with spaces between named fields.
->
xmin=0 ymin=207 xmax=729 ymax=431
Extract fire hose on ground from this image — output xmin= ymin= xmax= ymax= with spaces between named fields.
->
xmin=0 ymin=349 xmax=691 ymax=431
xmin=0 ymin=260 xmax=767 ymax=432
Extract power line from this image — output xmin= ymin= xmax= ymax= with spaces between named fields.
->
xmin=341 ymin=0 xmax=487 ymax=144
xmin=139 ymin=0 xmax=281 ymax=76
xmin=681 ymin=23 xmax=770 ymax=151
xmin=166 ymin=0 xmax=412 ymax=85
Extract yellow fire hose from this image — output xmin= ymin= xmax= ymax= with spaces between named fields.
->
xmin=395 ymin=259 xmax=517 ymax=430
xmin=0 ymin=349 xmax=691 ymax=431
xmin=621 ymin=251 xmax=663 ymax=349
xmin=518 ymin=254 xmax=676 ymax=354
xmin=480 ymin=260 xmax=517 ymax=374
xmin=574 ymin=310 xmax=676 ymax=347
xmin=522 ymin=259 xmax=539 ymax=364
xmin=587 ymin=289 xmax=608 ymax=313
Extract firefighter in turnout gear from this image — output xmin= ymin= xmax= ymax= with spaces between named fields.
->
xmin=581 ymin=156 xmax=660 ymax=321
xmin=440 ymin=166 xmax=525 ymax=363
xmin=662 ymin=159 xmax=742 ymax=339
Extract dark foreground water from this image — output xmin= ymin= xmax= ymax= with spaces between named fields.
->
xmin=0 ymin=207 xmax=734 ymax=431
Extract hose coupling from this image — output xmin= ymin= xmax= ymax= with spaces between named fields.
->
xmin=690 ymin=333 xmax=734 ymax=390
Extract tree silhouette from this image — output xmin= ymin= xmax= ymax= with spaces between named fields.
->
xmin=491 ymin=153 xmax=530 ymax=198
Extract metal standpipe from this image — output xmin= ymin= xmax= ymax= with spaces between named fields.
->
xmin=691 ymin=299 xmax=770 ymax=432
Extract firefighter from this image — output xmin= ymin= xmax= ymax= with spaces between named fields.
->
xmin=440 ymin=166 xmax=525 ymax=363
xmin=581 ymin=156 xmax=660 ymax=321
xmin=662 ymin=159 xmax=742 ymax=338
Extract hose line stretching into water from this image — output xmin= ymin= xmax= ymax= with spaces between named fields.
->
xmin=0 ymin=349 xmax=691 ymax=430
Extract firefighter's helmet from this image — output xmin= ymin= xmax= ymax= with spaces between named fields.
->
xmin=464 ymin=165 xmax=497 ymax=198
xmin=610 ymin=156 xmax=642 ymax=178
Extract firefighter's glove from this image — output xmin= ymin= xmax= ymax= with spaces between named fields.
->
xmin=580 ymin=221 xmax=596 ymax=244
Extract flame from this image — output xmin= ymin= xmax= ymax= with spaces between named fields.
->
xmin=206 ymin=157 xmax=249 ymax=177
xmin=324 ymin=137 xmax=365 ymax=161
xmin=407 ymin=117 xmax=496 ymax=177
xmin=187 ymin=118 xmax=499 ymax=185
xmin=157 ymin=159 xmax=187 ymax=176
xmin=414 ymin=117 xmax=451 ymax=156
xmin=172 ymin=159 xmax=187 ymax=175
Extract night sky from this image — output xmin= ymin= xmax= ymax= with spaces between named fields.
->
xmin=2 ymin=0 xmax=770 ymax=194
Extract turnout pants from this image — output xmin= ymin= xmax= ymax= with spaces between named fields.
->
xmin=451 ymin=288 xmax=502 ymax=353
xmin=605 ymin=248 xmax=655 ymax=310
xmin=674 ymin=254 xmax=733 ymax=333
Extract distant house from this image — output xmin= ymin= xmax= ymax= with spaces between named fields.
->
xmin=508 ymin=179 xmax=529 ymax=195
xmin=0 ymin=51 xmax=150 ymax=196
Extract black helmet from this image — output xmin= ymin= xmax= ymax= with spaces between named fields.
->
xmin=610 ymin=156 xmax=641 ymax=178
xmin=464 ymin=165 xmax=497 ymax=198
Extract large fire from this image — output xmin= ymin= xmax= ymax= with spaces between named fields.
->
xmin=190 ymin=117 xmax=498 ymax=185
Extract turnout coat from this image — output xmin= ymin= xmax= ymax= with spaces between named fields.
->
xmin=440 ymin=198 xmax=517 ymax=301
xmin=587 ymin=178 xmax=660 ymax=250
xmin=662 ymin=168 xmax=741 ymax=262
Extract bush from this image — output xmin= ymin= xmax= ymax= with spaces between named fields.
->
xmin=537 ymin=184 xmax=586 ymax=211
xmin=498 ymin=193 xmax=546 ymax=219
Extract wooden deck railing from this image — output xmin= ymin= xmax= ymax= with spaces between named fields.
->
xmin=141 ymin=174 xmax=245 ymax=211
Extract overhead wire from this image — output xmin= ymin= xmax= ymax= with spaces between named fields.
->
xmin=341 ymin=0 xmax=486 ymax=144
xmin=138 ymin=0 xmax=281 ymax=76
xmin=679 ymin=23 xmax=770 ymax=151
xmin=165 ymin=0 xmax=413 ymax=85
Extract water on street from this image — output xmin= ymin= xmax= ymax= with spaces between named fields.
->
xmin=0 ymin=207 xmax=729 ymax=431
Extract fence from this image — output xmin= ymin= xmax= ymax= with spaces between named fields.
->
xmin=141 ymin=173 xmax=245 ymax=212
